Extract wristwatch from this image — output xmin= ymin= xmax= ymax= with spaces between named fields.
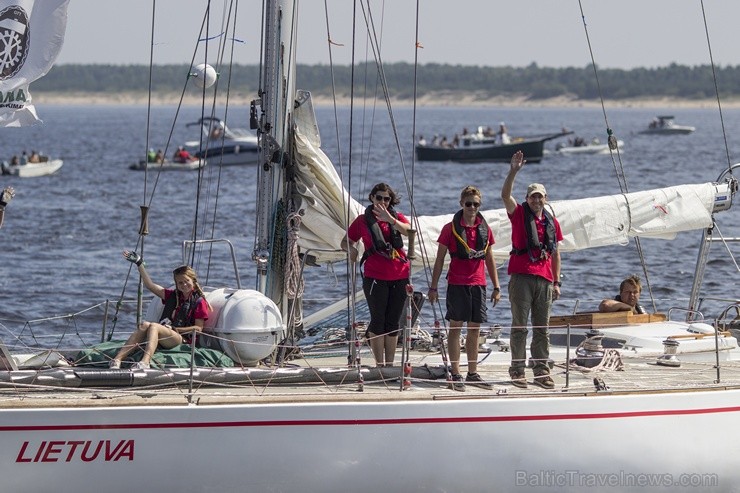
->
xmin=553 ymin=281 xmax=562 ymax=287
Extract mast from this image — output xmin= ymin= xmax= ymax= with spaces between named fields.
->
xmin=252 ymin=0 xmax=299 ymax=313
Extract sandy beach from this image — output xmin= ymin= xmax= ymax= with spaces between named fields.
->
xmin=32 ymin=91 xmax=740 ymax=109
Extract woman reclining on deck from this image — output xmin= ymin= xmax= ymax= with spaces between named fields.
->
xmin=109 ymin=252 xmax=211 ymax=370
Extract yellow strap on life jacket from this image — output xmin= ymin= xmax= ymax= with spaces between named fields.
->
xmin=451 ymin=221 xmax=489 ymax=258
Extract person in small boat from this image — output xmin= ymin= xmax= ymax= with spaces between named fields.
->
xmin=20 ymin=151 xmax=28 ymax=165
xmin=173 ymin=146 xmax=193 ymax=163
xmin=146 ymin=148 xmax=157 ymax=163
xmin=496 ymin=122 xmax=511 ymax=145
xmin=10 ymin=155 xmax=19 ymax=166
xmin=346 ymin=183 xmax=412 ymax=368
xmin=567 ymin=136 xmax=585 ymax=147
xmin=417 ymin=135 xmax=427 ymax=146
xmin=501 ymin=150 xmax=563 ymax=390
xmin=155 ymin=149 xmax=164 ymax=163
xmin=109 ymin=253 xmax=211 ymax=370
xmin=0 ymin=186 xmax=15 ymax=229
xmin=28 ymin=151 xmax=40 ymax=163
xmin=428 ymin=185 xmax=501 ymax=391
xmin=210 ymin=124 xmax=224 ymax=140
xmin=598 ymin=274 xmax=647 ymax=314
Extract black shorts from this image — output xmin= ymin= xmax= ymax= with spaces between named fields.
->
xmin=445 ymin=284 xmax=487 ymax=323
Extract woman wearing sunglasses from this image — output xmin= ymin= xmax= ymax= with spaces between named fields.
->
xmin=109 ymin=252 xmax=211 ymax=370
xmin=428 ymin=185 xmax=501 ymax=391
xmin=346 ymin=183 xmax=411 ymax=367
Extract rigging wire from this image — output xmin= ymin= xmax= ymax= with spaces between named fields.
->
xmin=407 ymin=0 xmax=443 ymax=326
xmin=347 ymin=0 xmax=360 ymax=366
xmin=321 ymin=0 xmax=358 ymax=360
xmin=577 ymin=0 xmax=657 ymax=313
xmin=113 ymin=1 xmax=232 ymax=336
xmin=699 ymin=0 xmax=734 ymax=177
xmin=356 ymin=1 xmax=385 ymax=198
xmin=195 ymin=0 xmax=240 ymax=285
xmin=357 ymin=1 xmax=436 ymax=292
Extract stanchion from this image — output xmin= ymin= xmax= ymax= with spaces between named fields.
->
xmin=435 ymin=319 xmax=453 ymax=385
xmin=355 ymin=327 xmax=364 ymax=391
xmin=400 ymin=284 xmax=414 ymax=390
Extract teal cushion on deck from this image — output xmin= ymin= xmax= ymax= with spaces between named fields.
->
xmin=74 ymin=340 xmax=234 ymax=368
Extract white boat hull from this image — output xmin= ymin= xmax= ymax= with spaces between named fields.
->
xmin=2 ymin=159 xmax=63 ymax=177
xmin=190 ymin=143 xmax=260 ymax=166
xmin=128 ymin=159 xmax=205 ymax=171
xmin=555 ymin=140 xmax=624 ymax=155
xmin=640 ymin=126 xmax=695 ymax=135
xmin=0 ymin=388 xmax=736 ymax=492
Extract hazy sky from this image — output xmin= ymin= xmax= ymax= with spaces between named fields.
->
xmin=56 ymin=1 xmax=740 ymax=69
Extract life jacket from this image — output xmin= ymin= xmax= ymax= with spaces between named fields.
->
xmin=161 ymin=291 xmax=202 ymax=328
xmin=359 ymin=204 xmax=405 ymax=268
xmin=510 ymin=202 xmax=557 ymax=261
xmin=450 ymin=210 xmax=489 ymax=260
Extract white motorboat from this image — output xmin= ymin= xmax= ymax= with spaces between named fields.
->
xmin=183 ymin=116 xmax=259 ymax=166
xmin=1 ymin=155 xmax=63 ymax=177
xmin=554 ymin=138 xmax=624 ymax=155
xmin=2 ymin=2 xmax=740 ymax=493
xmin=639 ymin=115 xmax=695 ymax=135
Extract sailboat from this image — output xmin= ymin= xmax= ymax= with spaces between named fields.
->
xmin=2 ymin=1 xmax=740 ymax=492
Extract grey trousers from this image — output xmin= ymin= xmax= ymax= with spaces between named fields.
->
xmin=508 ymin=273 xmax=553 ymax=375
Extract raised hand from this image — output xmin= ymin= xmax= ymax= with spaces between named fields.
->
xmin=0 ymin=186 xmax=15 ymax=207
xmin=123 ymin=250 xmax=144 ymax=266
xmin=509 ymin=150 xmax=526 ymax=172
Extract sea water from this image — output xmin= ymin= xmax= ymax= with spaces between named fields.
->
xmin=0 ymin=104 xmax=738 ymax=336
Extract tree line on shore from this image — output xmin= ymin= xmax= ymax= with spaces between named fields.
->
xmin=34 ymin=62 xmax=740 ymax=101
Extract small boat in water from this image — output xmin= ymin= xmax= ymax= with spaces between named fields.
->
xmin=416 ymin=129 xmax=571 ymax=163
xmin=184 ymin=117 xmax=259 ymax=166
xmin=1 ymin=154 xmax=63 ymax=177
xmin=553 ymin=137 xmax=624 ymax=155
xmin=129 ymin=158 xmax=205 ymax=171
xmin=639 ymin=115 xmax=695 ymax=135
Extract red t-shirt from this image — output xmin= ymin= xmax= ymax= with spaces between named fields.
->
xmin=507 ymin=204 xmax=563 ymax=282
xmin=437 ymin=214 xmax=495 ymax=286
xmin=347 ymin=213 xmax=410 ymax=281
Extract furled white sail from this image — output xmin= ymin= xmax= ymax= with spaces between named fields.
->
xmin=0 ymin=0 xmax=70 ymax=127
xmin=293 ymin=127 xmax=720 ymax=265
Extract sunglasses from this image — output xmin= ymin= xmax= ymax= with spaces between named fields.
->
xmin=374 ymin=194 xmax=391 ymax=203
xmin=464 ymin=201 xmax=481 ymax=208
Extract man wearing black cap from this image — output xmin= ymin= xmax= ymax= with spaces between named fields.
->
xmin=501 ymin=150 xmax=562 ymax=389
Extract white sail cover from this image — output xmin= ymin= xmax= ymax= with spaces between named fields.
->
xmin=293 ymin=127 xmax=719 ymax=265
xmin=0 ymin=0 xmax=69 ymax=127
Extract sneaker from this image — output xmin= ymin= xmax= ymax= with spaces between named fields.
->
xmin=448 ymin=373 xmax=465 ymax=392
xmin=466 ymin=372 xmax=494 ymax=390
xmin=509 ymin=370 xmax=528 ymax=389
xmin=533 ymin=374 xmax=555 ymax=389
xmin=108 ymin=359 xmax=121 ymax=369
xmin=130 ymin=361 xmax=150 ymax=370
